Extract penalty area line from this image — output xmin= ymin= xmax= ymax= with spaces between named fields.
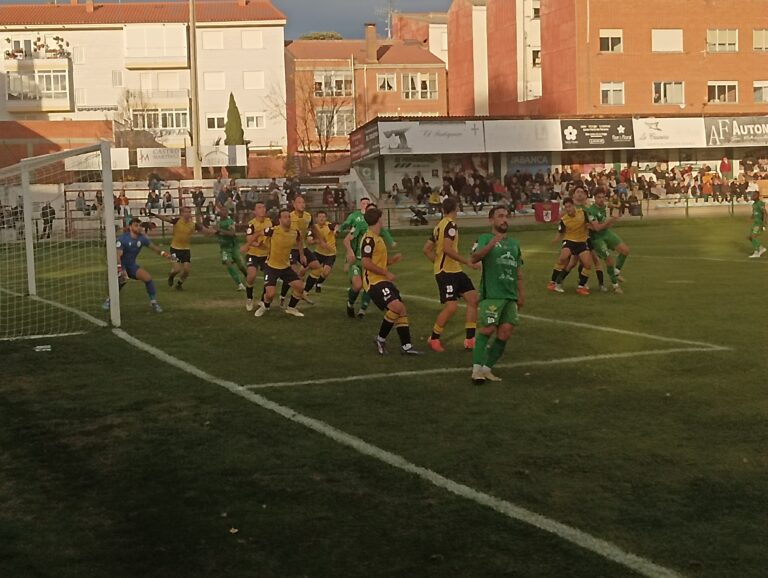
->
xmin=111 ymin=327 xmax=682 ymax=578
xmin=244 ymin=347 xmax=719 ymax=390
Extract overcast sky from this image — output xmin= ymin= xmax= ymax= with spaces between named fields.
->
xmin=0 ymin=0 xmax=453 ymax=40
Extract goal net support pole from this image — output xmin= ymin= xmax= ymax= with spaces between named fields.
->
xmin=101 ymin=141 xmax=122 ymax=328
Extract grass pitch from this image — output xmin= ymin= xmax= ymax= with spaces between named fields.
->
xmin=2 ymin=217 xmax=767 ymax=577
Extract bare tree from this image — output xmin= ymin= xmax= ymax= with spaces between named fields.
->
xmin=112 ymin=89 xmax=164 ymax=149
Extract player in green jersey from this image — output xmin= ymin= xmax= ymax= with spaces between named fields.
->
xmin=469 ymin=206 xmax=525 ymax=385
xmin=585 ymin=188 xmax=629 ymax=292
xmin=557 ymin=185 xmax=608 ymax=291
xmin=341 ymin=198 xmax=396 ymax=318
xmin=748 ymin=190 xmax=766 ymax=258
xmin=212 ymin=206 xmax=247 ymax=290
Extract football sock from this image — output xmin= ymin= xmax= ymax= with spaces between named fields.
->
xmin=560 ymin=268 xmax=572 ymax=281
xmin=472 ymin=332 xmax=491 ymax=366
xmin=752 ymin=237 xmax=761 ymax=251
xmin=486 ymin=338 xmax=508 ymax=368
xmin=596 ymin=270 xmax=605 ymax=286
xmin=304 ymin=276 xmax=318 ymax=292
xmin=317 ymin=276 xmax=326 ymax=287
xmin=607 ymin=265 xmax=618 ymax=284
xmin=246 ymin=284 xmax=254 ymax=299
xmin=348 ymin=288 xmax=360 ymax=305
xmin=616 ymin=253 xmax=628 ymax=270
xmin=551 ymin=265 xmax=563 ymax=283
xmin=431 ymin=323 xmax=444 ymax=341
xmin=281 ymin=282 xmax=291 ymax=298
xmin=395 ymin=317 xmax=412 ymax=347
xmin=465 ymin=322 xmax=476 ymax=339
xmin=379 ymin=309 xmax=399 ymax=340
xmin=288 ymin=295 xmax=300 ymax=308
xmin=578 ymin=268 xmax=591 ymax=287
xmin=360 ymin=291 xmax=371 ymax=311
xmin=226 ymin=265 xmax=241 ymax=285
xmin=144 ymin=280 xmax=157 ymax=301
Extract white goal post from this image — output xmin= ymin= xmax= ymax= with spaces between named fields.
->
xmin=0 ymin=141 xmax=121 ymax=340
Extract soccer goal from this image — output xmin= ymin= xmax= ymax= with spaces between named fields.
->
xmin=0 ymin=142 xmax=121 ymax=341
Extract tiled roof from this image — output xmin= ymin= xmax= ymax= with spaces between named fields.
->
xmin=0 ymin=1 xmax=286 ymax=26
xmin=286 ymin=40 xmax=445 ymax=66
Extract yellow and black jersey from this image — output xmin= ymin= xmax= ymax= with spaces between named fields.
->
xmin=264 ymin=225 xmax=300 ymax=270
xmin=313 ymin=223 xmax=337 ymax=257
xmin=558 ymin=208 xmax=590 ymax=243
xmin=361 ymin=232 xmax=388 ymax=290
xmin=170 ymin=217 xmax=198 ymax=250
xmin=431 ymin=217 xmax=462 ymax=275
xmin=290 ymin=210 xmax=313 ymax=243
xmin=245 ymin=217 xmax=270 ymax=257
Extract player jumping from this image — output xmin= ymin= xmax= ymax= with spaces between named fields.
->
xmin=151 ymin=206 xmax=201 ymax=291
xmin=548 ymin=197 xmax=595 ymax=295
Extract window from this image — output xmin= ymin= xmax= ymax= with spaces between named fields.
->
xmin=707 ymin=29 xmax=738 ymax=52
xmin=242 ymin=30 xmax=264 ymax=49
xmin=532 ymin=49 xmax=541 ymax=67
xmin=653 ymin=81 xmax=684 ymax=104
xmin=243 ymin=71 xmax=265 ymax=90
xmin=73 ymin=46 xmax=86 ymax=65
xmin=139 ymin=72 xmax=153 ymax=90
xmin=377 ymin=73 xmax=396 ymax=92
xmin=532 ymin=0 xmax=540 ymax=18
xmin=754 ymin=81 xmax=768 ymax=103
xmin=313 ymin=71 xmax=353 ymax=97
xmin=124 ymin=24 xmax=186 ymax=58
xmin=112 ymin=70 xmax=124 ymax=88
xmin=316 ymin=108 xmax=355 ymax=137
xmin=402 ymin=73 xmax=438 ymax=100
xmin=157 ymin=72 xmax=179 ymax=91
xmin=708 ymin=81 xmax=738 ymax=103
xmin=651 ymin=29 xmax=683 ymax=52
xmin=11 ymin=39 xmax=33 ymax=57
xmin=754 ymin=29 xmax=768 ymax=51
xmin=202 ymin=30 xmax=224 ymax=50
xmin=206 ymin=114 xmax=225 ymax=130
xmin=6 ymin=70 xmax=69 ymax=101
xmin=599 ymin=29 xmax=623 ymax=52
xmin=133 ymin=108 xmax=189 ymax=130
xmin=204 ymin=71 xmax=225 ymax=91
xmin=600 ymin=82 xmax=624 ymax=105
xmin=244 ymin=113 xmax=266 ymax=129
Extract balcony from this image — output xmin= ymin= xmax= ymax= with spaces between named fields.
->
xmin=4 ymin=57 xmax=73 ymax=112
xmin=124 ymin=54 xmax=188 ymax=70
xmin=125 ymin=89 xmax=190 ymax=105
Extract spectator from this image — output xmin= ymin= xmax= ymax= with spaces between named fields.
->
xmin=391 ymin=183 xmax=401 ymax=207
xmin=74 ymin=191 xmax=86 ymax=212
xmin=40 ymin=201 xmax=55 ymax=239
xmin=719 ymin=156 xmax=733 ymax=181
xmin=145 ymin=190 xmax=161 ymax=213
xmin=245 ymin=186 xmax=259 ymax=210
xmin=322 ymin=185 xmax=334 ymax=207
xmin=162 ymin=191 xmax=175 ymax=213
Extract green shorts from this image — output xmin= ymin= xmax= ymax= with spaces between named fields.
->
xmin=220 ymin=248 xmax=240 ymax=264
xmin=751 ymin=224 xmax=763 ymax=236
xmin=592 ymin=238 xmax=610 ymax=259
xmin=478 ymin=299 xmax=520 ymax=328
xmin=347 ymin=260 xmax=362 ymax=282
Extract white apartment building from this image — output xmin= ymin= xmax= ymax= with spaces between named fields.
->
xmin=0 ymin=0 xmax=287 ymax=152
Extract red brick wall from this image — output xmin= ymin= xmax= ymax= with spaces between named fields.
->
xmin=447 ymin=0 xmax=476 ymax=116
xmin=392 ymin=14 xmax=430 ymax=46
xmin=487 ymin=0 xmax=519 ymax=115
xmin=538 ymin=0 xmax=579 ymax=115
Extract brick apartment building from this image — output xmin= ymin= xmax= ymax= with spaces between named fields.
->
xmin=284 ymin=24 xmax=447 ymax=168
xmin=391 ymin=12 xmax=449 ymax=68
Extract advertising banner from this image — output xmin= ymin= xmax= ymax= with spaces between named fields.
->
xmin=187 ymin=145 xmax=247 ymax=167
xmin=64 ymin=148 xmax=130 ymax=171
xmin=505 ymin=152 xmax=551 ymax=175
xmin=382 ymin=155 xmax=442 ymax=193
xmin=560 ymin=119 xmax=634 ymax=149
xmin=350 ymin=124 xmax=381 ymax=162
xmin=137 ymin=147 xmax=182 ymax=168
xmin=485 ymin=120 xmax=562 ymax=152
xmin=378 ymin=120 xmax=485 ymax=155
xmin=704 ymin=116 xmax=768 ymax=147
xmin=632 ymin=117 xmax=706 ymax=149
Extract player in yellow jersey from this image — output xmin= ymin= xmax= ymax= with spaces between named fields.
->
xmin=253 ymin=209 xmax=307 ymax=318
xmin=151 ymin=206 xmax=202 ymax=290
xmin=549 ymin=197 xmax=595 ymax=295
xmin=422 ymin=197 xmax=480 ymax=352
xmin=361 ymin=207 xmax=422 ymax=356
xmin=305 ymin=210 xmax=337 ymax=294
xmin=282 ymin=195 xmax=325 ymax=306
xmin=241 ymin=201 xmax=271 ymax=311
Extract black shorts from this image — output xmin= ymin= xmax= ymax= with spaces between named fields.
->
xmin=263 ymin=265 xmax=300 ymax=287
xmin=246 ymin=255 xmax=267 ymax=271
xmin=586 ymin=238 xmax=594 ymax=251
xmin=316 ymin=254 xmax=336 ymax=268
xmin=435 ymin=271 xmax=475 ymax=303
xmin=367 ymin=281 xmax=401 ymax=311
xmin=170 ymin=247 xmax=191 ymax=263
xmin=562 ymin=240 xmax=589 ymax=256
xmin=290 ymin=248 xmax=317 ymax=265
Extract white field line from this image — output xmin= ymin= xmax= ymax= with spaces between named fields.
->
xmin=0 ymin=331 xmax=85 ymax=342
xmin=380 ymin=289 xmax=729 ymax=351
xmin=523 ymin=248 xmax=766 ymax=265
xmin=0 ymin=287 xmax=108 ymax=328
xmin=111 ymin=327 xmax=683 ymax=578
xmin=245 ymin=347 xmax=715 ymax=390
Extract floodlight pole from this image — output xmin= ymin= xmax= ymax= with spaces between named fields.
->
xmin=189 ymin=0 xmax=203 ymax=179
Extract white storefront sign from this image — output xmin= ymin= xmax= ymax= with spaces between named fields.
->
xmin=484 ymin=120 xmax=562 ymax=152
xmin=187 ymin=145 xmax=248 ymax=168
xmin=64 ymin=148 xmax=130 ymax=171
xmin=632 ymin=118 xmax=706 ymax=149
xmin=378 ymin=121 xmax=485 ymax=155
xmin=137 ymin=147 xmax=182 ymax=168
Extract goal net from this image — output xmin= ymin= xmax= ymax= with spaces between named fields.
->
xmin=0 ymin=143 xmax=121 ymax=341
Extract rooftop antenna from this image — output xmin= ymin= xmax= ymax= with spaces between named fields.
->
xmin=374 ymin=0 xmax=395 ymax=39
